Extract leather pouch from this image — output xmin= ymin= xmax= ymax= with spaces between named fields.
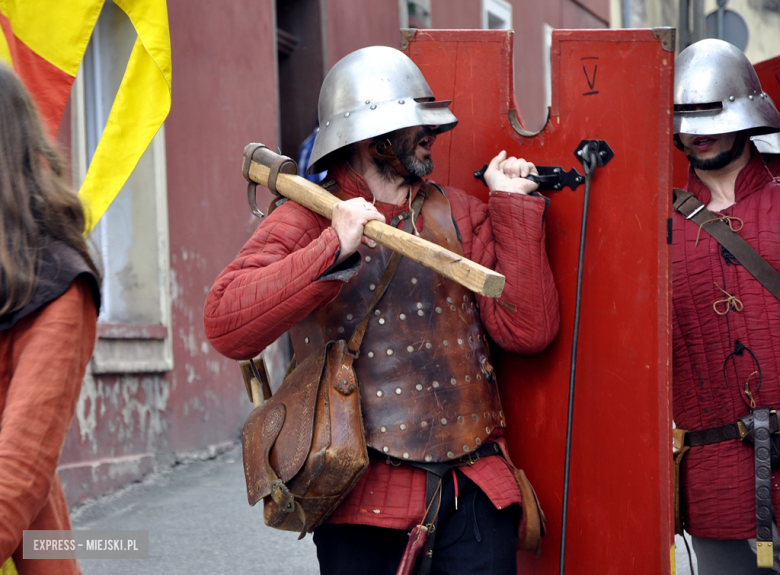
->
xmin=514 ymin=468 xmax=547 ymax=556
xmin=242 ymin=340 xmax=368 ymax=537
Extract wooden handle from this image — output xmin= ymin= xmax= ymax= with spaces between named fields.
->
xmin=245 ymin=149 xmax=505 ymax=298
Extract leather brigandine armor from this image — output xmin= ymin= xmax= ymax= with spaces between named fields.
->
xmin=289 ymin=183 xmax=505 ymax=463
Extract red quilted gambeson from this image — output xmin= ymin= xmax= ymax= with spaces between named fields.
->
xmin=204 ymin=161 xmax=560 ymax=529
xmin=674 ymin=146 xmax=780 ymax=539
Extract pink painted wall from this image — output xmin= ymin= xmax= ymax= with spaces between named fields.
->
xmin=324 ymin=0 xmax=402 ymax=69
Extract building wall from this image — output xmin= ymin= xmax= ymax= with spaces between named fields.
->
xmin=614 ymin=0 xmax=780 ymax=62
xmin=59 ymin=0 xmax=279 ymax=505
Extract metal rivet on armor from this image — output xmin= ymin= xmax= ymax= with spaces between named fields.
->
xmin=383 ymin=446 xmax=389 ymax=453
xmin=325 ymin=121 xmax=330 ymax=127
xmin=365 ymin=256 xmax=372 ymax=262
xmin=458 ymin=416 xmax=464 ymax=423
xmin=471 ymin=302 xmax=475 ymax=308
xmin=370 ymin=104 xmax=377 ymax=110
xmin=463 ymin=296 xmax=468 ymax=302
xmin=447 ymin=297 xmax=453 ymax=303
xmin=411 ymin=278 xmax=418 ymax=285
xmin=476 ymin=374 xmax=482 ymax=381
xmin=469 ymin=336 xmax=474 ymax=343
xmin=399 ymin=313 xmax=406 ymax=320
xmin=377 ymin=390 xmax=383 ymax=397
xmin=374 ymin=309 xmax=381 ymax=316
xmin=436 ymin=307 xmax=442 ymax=314
xmin=493 ymin=411 xmax=497 ymax=418
xmin=403 ymin=452 xmax=410 ymax=459
xmin=407 ymin=345 xmax=414 ymax=352
xmin=421 ymin=421 xmax=428 ymax=428
xmin=326 ymin=328 xmax=332 ymax=335
xmin=347 ymin=314 xmax=353 ymax=320
xmin=345 ymin=112 xmax=350 ymax=117
xmin=465 ymin=376 xmax=471 ymax=382
xmin=416 ymin=303 xmax=423 ymax=309
xmin=443 ymin=340 xmax=449 ymax=347
xmin=450 ymin=306 xmax=456 ymax=311
xmin=432 ymin=381 xmax=440 ymax=388
xmin=418 ymin=310 xmax=424 ymax=316
xmin=749 ymin=95 xmax=754 ymax=100
xmin=400 ymin=424 xmax=407 ymax=431
xmin=380 ymin=426 xmax=387 ymax=433
xmin=484 ymin=412 xmax=489 ymax=419
xmin=395 ymin=388 xmax=402 ymax=395
xmin=486 ymin=427 xmax=490 ymax=433
xmin=387 ymin=349 xmax=394 ymax=356
xmin=441 ymin=418 xmax=448 ymax=425
xmin=457 ymin=339 xmax=463 ymax=345
xmin=368 ymin=352 xmax=374 ymax=358
xmin=463 ymin=445 xmax=469 ymax=452
xmin=370 ymin=284 xmax=376 ymax=291
xmin=447 ymin=451 xmax=455 ymax=458
xmin=337 ymin=326 xmax=345 ymax=333
xmin=305 ymin=337 xmax=310 ymax=344
xmin=729 ymin=96 xmax=735 ymax=102
xmin=365 ymin=100 xmax=370 ymax=104
xmin=399 ymin=99 xmax=405 ymax=104
xmin=473 ymin=414 xmax=478 ymax=421
xmin=477 ymin=335 xmax=481 ymax=341
xmin=425 ymin=342 xmax=432 ymax=349
xmin=500 ymin=411 xmax=504 ymax=418
xmin=451 ymin=378 xmax=457 ymax=385
xmin=476 ymin=438 xmax=482 ymax=445
xmin=462 ymin=304 xmax=467 ymax=309
xmin=416 ymin=384 xmax=423 ymax=391
xmin=379 ymin=318 xmax=386 ymax=325
xmin=425 ymin=454 xmax=432 ymax=462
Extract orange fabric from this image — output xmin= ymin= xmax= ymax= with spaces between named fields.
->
xmin=0 ymin=278 xmax=97 ymax=575
xmin=0 ymin=12 xmax=74 ymax=137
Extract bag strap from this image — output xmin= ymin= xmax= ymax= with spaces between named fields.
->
xmin=673 ymin=188 xmax=780 ymax=302
xmin=344 ymin=190 xmax=427 ymax=358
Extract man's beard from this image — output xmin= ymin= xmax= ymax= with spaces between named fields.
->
xmin=373 ymin=127 xmax=435 ymax=181
xmin=688 ymin=149 xmax=734 ymax=171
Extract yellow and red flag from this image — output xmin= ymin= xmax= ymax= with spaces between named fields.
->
xmin=0 ymin=0 xmax=171 ymax=232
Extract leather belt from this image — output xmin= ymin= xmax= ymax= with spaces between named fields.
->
xmin=682 ymin=409 xmax=778 ymax=569
xmin=369 ymin=442 xmax=502 ymax=575
xmin=683 ymin=412 xmax=779 ymax=447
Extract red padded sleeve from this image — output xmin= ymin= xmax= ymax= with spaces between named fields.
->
xmin=446 ymin=188 xmax=560 ymax=354
xmin=204 ymin=201 xmax=348 ymax=359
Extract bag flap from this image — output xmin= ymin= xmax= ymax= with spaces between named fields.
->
xmin=242 ymin=342 xmax=332 ymax=505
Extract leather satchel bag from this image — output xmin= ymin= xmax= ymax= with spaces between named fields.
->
xmin=241 ymin=251 xmax=403 ymax=538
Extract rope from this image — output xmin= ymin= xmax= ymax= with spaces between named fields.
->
xmin=695 ymin=213 xmax=744 ymax=247
xmin=712 ymin=282 xmax=744 ymax=315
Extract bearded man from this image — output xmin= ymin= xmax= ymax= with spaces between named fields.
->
xmin=672 ymin=39 xmax=780 ymax=574
xmin=204 ymin=46 xmax=559 ymax=575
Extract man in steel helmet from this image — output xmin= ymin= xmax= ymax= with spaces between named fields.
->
xmin=672 ymin=39 xmax=780 ymax=573
xmin=205 ymin=46 xmax=559 ymax=574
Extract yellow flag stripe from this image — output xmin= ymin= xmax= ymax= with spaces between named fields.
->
xmin=0 ymin=0 xmax=102 ymax=76
xmin=0 ymin=20 xmax=11 ymax=67
xmin=78 ymin=0 xmax=171 ymax=232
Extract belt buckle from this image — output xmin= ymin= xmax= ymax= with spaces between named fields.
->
xmin=738 ymin=419 xmax=750 ymax=439
xmin=463 ymin=452 xmax=480 ymax=466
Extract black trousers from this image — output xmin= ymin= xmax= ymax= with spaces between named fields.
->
xmin=313 ymin=468 xmax=519 ymax=575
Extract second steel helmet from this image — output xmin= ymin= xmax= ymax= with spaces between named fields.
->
xmin=674 ymin=39 xmax=780 ymax=136
xmin=307 ymin=46 xmax=458 ymax=174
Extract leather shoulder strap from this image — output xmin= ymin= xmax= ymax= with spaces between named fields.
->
xmin=673 ymin=188 xmax=780 ymax=302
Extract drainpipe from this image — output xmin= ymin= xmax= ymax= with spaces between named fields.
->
xmin=622 ymin=0 xmax=631 ymax=28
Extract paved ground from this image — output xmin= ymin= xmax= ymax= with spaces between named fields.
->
xmin=69 ymin=444 xmax=699 ymax=574
xmin=70 ymin=445 xmax=319 ymax=575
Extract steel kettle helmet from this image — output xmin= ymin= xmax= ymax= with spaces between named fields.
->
xmin=307 ymin=46 xmax=458 ymax=174
xmin=674 ymin=39 xmax=780 ymax=136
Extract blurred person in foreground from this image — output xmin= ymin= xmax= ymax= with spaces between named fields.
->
xmin=0 ymin=62 xmax=100 ymax=575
